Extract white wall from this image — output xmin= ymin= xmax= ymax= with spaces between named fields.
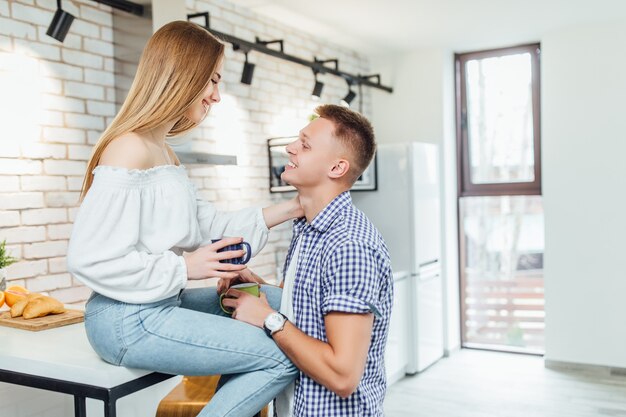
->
xmin=370 ymin=49 xmax=445 ymax=144
xmin=542 ymin=19 xmax=626 ymax=368
xmin=371 ymin=17 xmax=626 ymax=369
xmin=370 ymin=49 xmax=461 ymax=353
xmin=152 ymin=0 xmax=186 ymax=32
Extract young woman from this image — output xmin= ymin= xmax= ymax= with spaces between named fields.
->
xmin=67 ymin=21 xmax=300 ymax=417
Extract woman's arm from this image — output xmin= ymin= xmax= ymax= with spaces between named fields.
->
xmin=262 ymin=196 xmax=304 ymax=229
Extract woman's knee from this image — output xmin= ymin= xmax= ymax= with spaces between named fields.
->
xmin=272 ymin=352 xmax=298 ymax=381
xmin=283 ymin=363 xmax=299 ymax=386
xmin=260 ymin=285 xmax=282 ymax=311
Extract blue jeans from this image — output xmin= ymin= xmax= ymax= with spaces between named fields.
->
xmin=84 ymin=285 xmax=297 ymax=417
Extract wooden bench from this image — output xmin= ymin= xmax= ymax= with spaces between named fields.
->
xmin=156 ymin=376 xmax=268 ymax=417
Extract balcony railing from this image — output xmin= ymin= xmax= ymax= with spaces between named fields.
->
xmin=463 ymin=271 xmax=544 ymax=353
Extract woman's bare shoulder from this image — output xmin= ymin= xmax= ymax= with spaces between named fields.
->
xmin=99 ymin=133 xmax=152 ymax=170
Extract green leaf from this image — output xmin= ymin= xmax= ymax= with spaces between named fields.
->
xmin=0 ymin=239 xmax=18 ymax=269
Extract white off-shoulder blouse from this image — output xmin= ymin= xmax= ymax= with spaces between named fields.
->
xmin=66 ymin=165 xmax=269 ymax=304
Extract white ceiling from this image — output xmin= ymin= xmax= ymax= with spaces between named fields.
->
xmin=228 ymin=0 xmax=626 ymax=55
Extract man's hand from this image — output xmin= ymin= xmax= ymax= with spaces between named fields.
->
xmin=221 ymin=289 xmax=275 ymax=328
xmin=216 ymin=268 xmax=267 ymax=294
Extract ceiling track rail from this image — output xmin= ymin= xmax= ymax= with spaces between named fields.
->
xmin=187 ymin=11 xmax=393 ymax=93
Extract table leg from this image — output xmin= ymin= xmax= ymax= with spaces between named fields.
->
xmin=104 ymin=399 xmax=117 ymax=417
xmin=74 ymin=396 xmax=87 ymax=417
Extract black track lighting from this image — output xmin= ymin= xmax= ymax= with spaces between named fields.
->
xmin=341 ymin=88 xmax=356 ymax=107
xmin=187 ymin=11 xmax=394 ymax=96
xmin=255 ymin=36 xmax=284 ymax=53
xmin=312 ymin=80 xmax=324 ymax=100
xmin=46 ymin=0 xmax=75 ymax=43
xmin=360 ymin=74 xmax=382 ymax=85
xmin=311 ymin=71 xmax=324 ymax=100
xmin=315 ymin=57 xmax=339 ymax=71
xmin=241 ymin=52 xmax=255 ymax=85
xmin=92 ymin=0 xmax=143 ymax=16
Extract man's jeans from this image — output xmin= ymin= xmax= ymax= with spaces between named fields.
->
xmin=84 ymin=285 xmax=296 ymax=417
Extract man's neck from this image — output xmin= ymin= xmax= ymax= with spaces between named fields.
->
xmin=298 ymin=185 xmax=349 ymax=224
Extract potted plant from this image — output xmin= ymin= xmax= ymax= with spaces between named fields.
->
xmin=0 ymin=239 xmax=17 ymax=291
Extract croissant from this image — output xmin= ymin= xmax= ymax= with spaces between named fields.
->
xmin=22 ymin=296 xmax=66 ymax=319
xmin=10 ymin=293 xmax=44 ymax=318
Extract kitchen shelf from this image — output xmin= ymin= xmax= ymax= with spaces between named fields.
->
xmin=175 ymin=152 xmax=237 ymax=166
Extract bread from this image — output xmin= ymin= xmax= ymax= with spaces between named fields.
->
xmin=9 ymin=293 xmax=66 ymax=319
xmin=10 ymin=298 xmax=30 ymax=318
xmin=22 ymin=296 xmax=66 ymax=319
xmin=10 ymin=293 xmax=44 ymax=318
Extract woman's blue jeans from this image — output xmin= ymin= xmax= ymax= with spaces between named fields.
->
xmin=84 ymin=285 xmax=297 ymax=417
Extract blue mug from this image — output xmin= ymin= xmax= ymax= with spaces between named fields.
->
xmin=211 ymin=239 xmax=252 ymax=264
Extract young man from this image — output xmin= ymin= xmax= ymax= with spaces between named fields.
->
xmin=221 ymin=104 xmax=393 ymax=417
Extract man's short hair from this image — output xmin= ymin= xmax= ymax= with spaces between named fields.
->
xmin=315 ymin=104 xmax=376 ymax=184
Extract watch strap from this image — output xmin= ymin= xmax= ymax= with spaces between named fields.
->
xmin=263 ymin=312 xmax=288 ymax=337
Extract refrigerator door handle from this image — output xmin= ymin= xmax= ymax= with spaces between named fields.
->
xmin=418 ymin=259 xmax=439 ymax=268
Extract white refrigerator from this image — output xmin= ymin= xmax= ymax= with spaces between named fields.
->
xmin=352 ymin=142 xmax=444 ymax=375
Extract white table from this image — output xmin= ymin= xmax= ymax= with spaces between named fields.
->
xmin=0 ymin=322 xmax=176 ymax=417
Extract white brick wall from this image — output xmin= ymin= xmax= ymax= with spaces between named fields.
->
xmin=5 ymin=259 xmax=48 ymax=280
xmin=23 ymin=240 xmax=68 ymax=259
xmin=21 ymin=176 xmax=67 ymax=191
xmin=0 ymin=176 xmax=20 ymax=191
xmin=26 ymin=272 xmax=72 ymax=292
xmin=1 ymin=226 xmax=46 ymax=244
xmin=0 ymin=211 xmax=20 ymax=227
xmin=0 ymin=159 xmax=42 ymax=175
xmin=0 ymin=0 xmax=373 ymax=306
xmin=21 ymin=143 xmax=67 ymax=159
xmin=21 ymin=208 xmax=67 ymax=225
xmin=0 ymin=192 xmax=44 ymax=210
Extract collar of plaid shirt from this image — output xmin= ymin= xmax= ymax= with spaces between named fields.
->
xmin=292 ymin=190 xmax=352 ymax=237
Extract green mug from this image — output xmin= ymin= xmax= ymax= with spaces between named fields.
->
xmin=219 ymin=282 xmax=260 ymax=314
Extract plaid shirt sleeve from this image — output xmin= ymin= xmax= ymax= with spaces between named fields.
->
xmin=321 ymin=241 xmax=384 ymax=318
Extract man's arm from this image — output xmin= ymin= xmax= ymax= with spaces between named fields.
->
xmin=275 ymin=312 xmax=373 ymax=398
xmin=222 ymin=292 xmax=374 ymax=398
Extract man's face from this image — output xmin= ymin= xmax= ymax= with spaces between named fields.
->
xmin=281 ymin=117 xmax=345 ymax=189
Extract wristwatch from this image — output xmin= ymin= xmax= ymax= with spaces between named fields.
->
xmin=263 ymin=311 xmax=288 ymax=337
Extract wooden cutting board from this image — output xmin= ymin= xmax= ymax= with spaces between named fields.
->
xmin=0 ymin=309 xmax=84 ymax=331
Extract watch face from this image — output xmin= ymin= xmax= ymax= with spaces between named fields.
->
xmin=266 ymin=312 xmax=284 ymax=331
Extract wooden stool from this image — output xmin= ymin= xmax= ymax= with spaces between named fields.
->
xmin=156 ymin=375 xmax=268 ymax=417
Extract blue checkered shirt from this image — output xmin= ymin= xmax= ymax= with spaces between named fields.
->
xmin=282 ymin=191 xmax=393 ymax=417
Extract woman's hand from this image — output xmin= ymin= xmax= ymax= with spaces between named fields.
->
xmin=261 ymin=194 xmax=304 ymax=228
xmin=184 ymin=237 xmax=246 ymax=280
xmin=289 ymin=195 xmax=304 ymax=219
xmin=216 ymin=268 xmax=267 ymax=294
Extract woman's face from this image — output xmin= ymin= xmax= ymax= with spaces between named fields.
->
xmin=184 ymin=60 xmax=223 ymax=124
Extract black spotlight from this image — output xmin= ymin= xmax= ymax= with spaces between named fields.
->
xmin=241 ymin=53 xmax=255 ymax=85
xmin=312 ymin=80 xmax=324 ymax=100
xmin=312 ymin=71 xmax=324 ymax=100
xmin=47 ymin=0 xmax=75 ymax=43
xmin=341 ymin=89 xmax=356 ymax=107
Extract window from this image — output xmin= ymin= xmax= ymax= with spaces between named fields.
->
xmin=457 ymin=44 xmax=541 ymax=196
xmin=455 ymin=44 xmax=544 ymax=354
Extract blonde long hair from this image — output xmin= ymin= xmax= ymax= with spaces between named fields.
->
xmin=80 ymin=21 xmax=225 ymax=200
